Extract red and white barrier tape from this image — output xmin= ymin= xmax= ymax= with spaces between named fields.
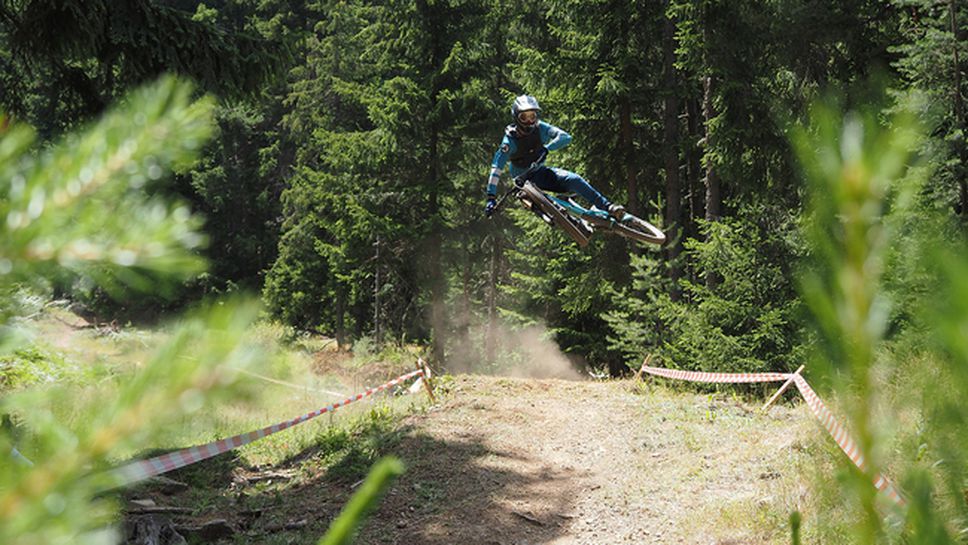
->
xmin=111 ymin=368 xmax=425 ymax=486
xmin=791 ymin=374 xmax=905 ymax=505
xmin=641 ymin=365 xmax=791 ymax=384
xmin=641 ymin=364 xmax=905 ymax=506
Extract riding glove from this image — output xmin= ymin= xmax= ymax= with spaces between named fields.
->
xmin=485 ymin=197 xmax=497 ymax=217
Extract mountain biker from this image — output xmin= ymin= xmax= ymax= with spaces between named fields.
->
xmin=484 ymin=95 xmax=625 ymax=220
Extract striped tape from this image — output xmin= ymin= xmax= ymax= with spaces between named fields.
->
xmin=641 ymin=365 xmax=791 ymax=384
xmin=641 ymin=364 xmax=905 ymax=506
xmin=791 ymin=374 xmax=905 ymax=505
xmin=111 ymin=368 xmax=424 ymax=486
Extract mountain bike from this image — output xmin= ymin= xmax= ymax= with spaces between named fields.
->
xmin=487 ymin=159 xmax=666 ymax=248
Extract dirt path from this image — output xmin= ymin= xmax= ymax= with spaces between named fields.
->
xmin=125 ymin=373 xmax=817 ymax=544
xmin=354 ymin=375 xmax=814 ymax=545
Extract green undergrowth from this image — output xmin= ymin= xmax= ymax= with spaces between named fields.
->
xmin=8 ymin=302 xmax=428 ymax=543
xmin=137 ymin=404 xmax=411 ymax=493
xmin=343 ymin=335 xmax=425 ymax=369
xmin=1 ymin=346 xmax=87 ymax=389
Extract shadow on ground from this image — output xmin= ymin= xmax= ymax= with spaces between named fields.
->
xmin=124 ymin=420 xmax=579 ymax=545
xmin=353 ymin=428 xmax=580 ymax=544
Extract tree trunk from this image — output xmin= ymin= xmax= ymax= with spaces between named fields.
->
xmin=703 ymin=75 xmax=721 ymax=224
xmin=485 ymin=232 xmax=501 ymax=363
xmin=335 ymin=287 xmax=346 ymax=349
xmin=614 ymin=0 xmax=637 ymax=217
xmin=459 ymin=241 xmax=472 ymax=341
xmin=619 ymin=96 xmax=638 ymax=215
xmin=428 ymin=129 xmax=446 ymax=367
xmin=373 ymin=236 xmax=382 ymax=347
xmin=686 ymin=97 xmax=703 ymax=241
xmin=703 ymin=74 xmax=721 ymax=290
xmin=951 ymin=0 xmax=968 ymax=219
xmin=423 ymin=0 xmax=447 ymax=367
xmin=352 ymin=298 xmax=366 ymax=340
xmin=663 ymin=9 xmax=682 ymax=300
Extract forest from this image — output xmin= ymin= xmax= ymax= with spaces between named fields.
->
xmin=2 ymin=0 xmax=968 ymax=543
xmin=1 ymin=0 xmax=960 ymax=376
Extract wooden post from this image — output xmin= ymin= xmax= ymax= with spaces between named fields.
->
xmin=634 ymin=354 xmax=654 ymax=382
xmin=762 ymin=365 xmax=805 ymax=412
xmin=417 ymin=357 xmax=436 ymax=404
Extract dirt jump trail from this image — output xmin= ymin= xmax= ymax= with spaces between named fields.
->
xmin=354 ymin=374 xmax=813 ymax=545
xmin=125 ymin=373 xmax=816 ymax=545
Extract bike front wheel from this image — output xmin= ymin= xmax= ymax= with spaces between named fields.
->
xmin=519 ymin=183 xmax=592 ymax=247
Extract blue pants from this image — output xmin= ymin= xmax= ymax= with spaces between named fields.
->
xmin=527 ymin=166 xmax=611 ymax=211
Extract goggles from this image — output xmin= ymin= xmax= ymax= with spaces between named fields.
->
xmin=516 ymin=110 xmax=538 ymax=125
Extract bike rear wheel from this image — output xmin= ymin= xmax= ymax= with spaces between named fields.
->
xmin=520 ymin=183 xmax=592 ymax=247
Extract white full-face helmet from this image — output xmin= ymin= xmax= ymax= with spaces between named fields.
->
xmin=511 ymin=95 xmax=541 ymax=134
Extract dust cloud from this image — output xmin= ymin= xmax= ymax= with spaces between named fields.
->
xmin=445 ymin=321 xmax=584 ymax=380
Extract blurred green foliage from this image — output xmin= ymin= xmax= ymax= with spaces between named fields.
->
xmin=0 ymin=75 xmax=253 ymax=544
xmin=0 ymin=75 xmax=404 ymax=544
xmin=318 ymin=456 xmax=404 ymax=545
xmin=790 ymin=85 xmax=968 ymax=541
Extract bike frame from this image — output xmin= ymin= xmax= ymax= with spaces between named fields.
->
xmin=490 ymin=161 xmax=665 ymax=246
xmin=545 ymin=194 xmax=612 ymax=223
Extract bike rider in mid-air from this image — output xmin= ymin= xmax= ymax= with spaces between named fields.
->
xmin=484 ymin=94 xmax=625 ymax=220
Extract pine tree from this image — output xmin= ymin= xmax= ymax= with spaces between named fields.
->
xmin=267 ymin=0 xmax=499 ymax=363
xmin=892 ymin=0 xmax=968 ymax=219
xmin=1 ymin=0 xmax=284 ymax=117
xmin=500 ymin=0 xmax=667 ymax=373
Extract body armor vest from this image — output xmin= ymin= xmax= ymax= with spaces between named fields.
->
xmin=506 ymin=124 xmax=543 ymax=169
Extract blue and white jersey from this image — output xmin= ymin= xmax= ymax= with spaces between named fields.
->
xmin=486 ymin=120 xmax=572 ymax=197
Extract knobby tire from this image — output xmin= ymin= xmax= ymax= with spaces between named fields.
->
xmin=611 ymin=215 xmax=666 ymax=245
xmin=520 ymin=183 xmax=591 ymax=247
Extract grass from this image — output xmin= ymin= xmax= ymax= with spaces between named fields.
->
xmin=7 ymin=304 xmax=937 ymax=544
xmin=630 ymin=379 xmax=883 ymax=544
xmin=0 ymin=346 xmax=77 ymax=388
xmin=4 ymin=305 xmax=430 ymax=471
xmin=631 ymin=350 xmax=946 ymax=544
xmin=0 ymin=304 xmax=434 ymax=544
